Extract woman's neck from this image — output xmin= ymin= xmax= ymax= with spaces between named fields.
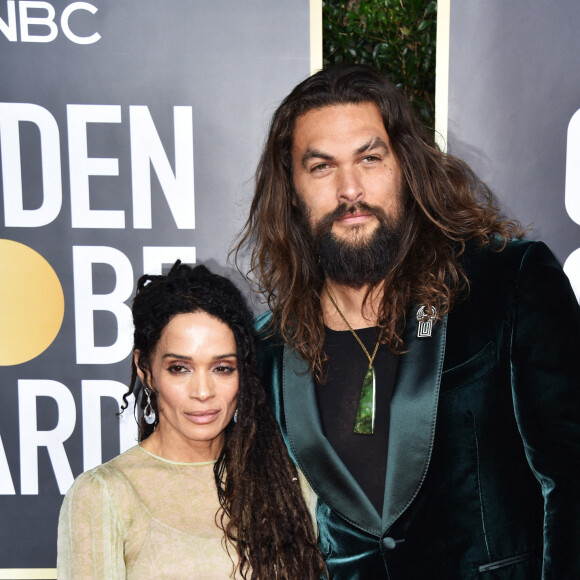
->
xmin=140 ymin=428 xmax=224 ymax=463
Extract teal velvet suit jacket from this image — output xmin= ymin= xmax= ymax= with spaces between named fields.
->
xmin=255 ymin=240 xmax=580 ymax=579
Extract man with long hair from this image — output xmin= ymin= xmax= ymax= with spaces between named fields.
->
xmin=235 ymin=64 xmax=580 ymax=578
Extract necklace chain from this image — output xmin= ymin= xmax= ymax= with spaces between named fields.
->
xmin=325 ymin=287 xmax=382 ymax=368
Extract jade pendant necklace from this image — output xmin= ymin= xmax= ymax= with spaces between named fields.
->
xmin=325 ymin=288 xmax=382 ymax=435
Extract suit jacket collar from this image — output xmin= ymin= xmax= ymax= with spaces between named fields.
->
xmin=282 ymin=310 xmax=446 ymax=536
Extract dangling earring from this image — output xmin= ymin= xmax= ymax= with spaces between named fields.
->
xmin=233 ymin=409 xmax=238 ymax=423
xmin=144 ymin=386 xmax=156 ymax=425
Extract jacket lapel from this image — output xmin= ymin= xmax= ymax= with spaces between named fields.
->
xmin=280 ymin=310 xmax=446 ymax=536
xmin=381 ymin=311 xmax=447 ymax=531
xmin=282 ymin=344 xmax=382 ymax=535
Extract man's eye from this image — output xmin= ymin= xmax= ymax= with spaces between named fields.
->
xmin=363 ymin=155 xmax=380 ymax=163
xmin=311 ymin=163 xmax=329 ymax=172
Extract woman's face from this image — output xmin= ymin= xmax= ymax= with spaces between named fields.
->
xmin=137 ymin=310 xmax=239 ymax=461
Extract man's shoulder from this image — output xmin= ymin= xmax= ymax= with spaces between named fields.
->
xmin=253 ymin=310 xmax=287 ymax=372
xmin=464 ymin=237 xmax=535 ymax=260
xmin=450 ymin=238 xmax=561 ymax=314
xmin=254 ymin=309 xmax=274 ymax=334
xmin=253 ymin=310 xmax=284 ymax=345
xmin=457 ymin=238 xmax=570 ymax=319
xmin=462 ymin=238 xmax=549 ymax=277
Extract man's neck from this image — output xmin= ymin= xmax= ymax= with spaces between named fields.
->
xmin=322 ymin=280 xmax=383 ymax=330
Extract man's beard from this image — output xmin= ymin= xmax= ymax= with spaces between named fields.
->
xmin=296 ymin=199 xmax=404 ymax=289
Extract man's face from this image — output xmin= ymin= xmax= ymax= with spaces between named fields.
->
xmin=291 ymin=102 xmax=405 ymax=287
xmin=291 ymin=102 xmax=403 ymax=246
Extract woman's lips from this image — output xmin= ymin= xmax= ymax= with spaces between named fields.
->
xmin=185 ymin=410 xmax=220 ymax=424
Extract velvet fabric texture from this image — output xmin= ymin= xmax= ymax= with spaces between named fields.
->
xmin=255 ymin=240 xmax=580 ymax=579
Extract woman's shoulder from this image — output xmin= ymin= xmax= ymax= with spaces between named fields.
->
xmin=65 ymin=445 xmax=143 ymax=500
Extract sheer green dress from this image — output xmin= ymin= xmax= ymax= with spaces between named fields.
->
xmin=57 ymin=445 xmax=243 ymax=579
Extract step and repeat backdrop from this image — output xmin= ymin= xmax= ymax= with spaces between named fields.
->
xmin=2 ymin=0 xmax=578 ymax=576
xmin=446 ymin=0 xmax=580 ymax=302
xmin=0 ymin=1 xmax=316 ymax=575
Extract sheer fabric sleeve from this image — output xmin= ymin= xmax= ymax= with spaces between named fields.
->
xmin=57 ymin=469 xmax=127 ymax=579
xmin=297 ymin=466 xmax=318 ymax=535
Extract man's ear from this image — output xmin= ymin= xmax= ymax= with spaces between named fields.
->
xmin=291 ymin=191 xmax=299 ymax=208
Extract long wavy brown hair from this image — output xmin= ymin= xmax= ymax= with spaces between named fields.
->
xmin=121 ymin=262 xmax=326 ymax=579
xmin=234 ymin=64 xmax=523 ymax=382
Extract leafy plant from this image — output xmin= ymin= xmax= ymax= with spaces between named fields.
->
xmin=323 ymin=0 xmax=437 ymax=128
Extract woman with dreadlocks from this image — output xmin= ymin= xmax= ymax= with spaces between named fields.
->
xmin=57 ymin=261 xmax=326 ymax=579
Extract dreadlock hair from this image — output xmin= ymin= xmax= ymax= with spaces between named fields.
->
xmin=234 ymin=63 xmax=523 ymax=382
xmin=121 ymin=261 xmax=326 ymax=579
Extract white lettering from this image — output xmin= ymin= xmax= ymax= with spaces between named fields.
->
xmin=68 ymin=104 xmax=124 ymax=228
xmin=18 ymin=379 xmax=75 ymax=495
xmin=0 ymin=434 xmax=16 ymax=494
xmin=73 ymin=246 xmax=134 ymax=364
xmin=142 ymin=246 xmax=196 ymax=275
xmin=564 ymin=248 xmax=580 ymax=304
xmin=82 ymin=380 xmax=137 ymax=471
xmin=0 ymin=103 xmax=62 ymax=227
xmin=0 ymin=1 xmax=17 ymax=41
xmin=130 ymin=106 xmax=195 ymax=229
xmin=61 ymin=2 xmax=99 ymax=44
xmin=19 ymin=1 xmax=57 ymax=43
xmin=0 ymin=103 xmax=196 ymax=228
xmin=0 ymin=1 xmax=99 ymax=43
xmin=565 ymin=109 xmax=580 ymax=226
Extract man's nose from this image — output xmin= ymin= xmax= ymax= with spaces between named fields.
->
xmin=337 ymin=166 xmax=364 ymax=203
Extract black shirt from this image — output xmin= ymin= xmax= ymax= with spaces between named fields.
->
xmin=315 ymin=326 xmax=398 ymax=514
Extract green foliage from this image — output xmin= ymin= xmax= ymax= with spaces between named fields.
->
xmin=323 ymin=0 xmax=437 ymax=128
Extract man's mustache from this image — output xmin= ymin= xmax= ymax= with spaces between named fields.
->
xmin=317 ymin=202 xmax=389 ymax=233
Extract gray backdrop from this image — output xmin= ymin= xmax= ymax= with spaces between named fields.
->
xmin=4 ymin=0 xmax=578 ymax=574
xmin=447 ymin=0 xmax=580 ymax=301
xmin=0 ymin=0 xmax=311 ymax=571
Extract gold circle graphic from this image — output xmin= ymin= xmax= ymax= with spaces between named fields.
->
xmin=0 ymin=239 xmax=65 ymax=366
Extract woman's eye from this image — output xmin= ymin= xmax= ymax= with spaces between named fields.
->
xmin=168 ymin=364 xmax=188 ymax=374
xmin=214 ymin=364 xmax=237 ymax=374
